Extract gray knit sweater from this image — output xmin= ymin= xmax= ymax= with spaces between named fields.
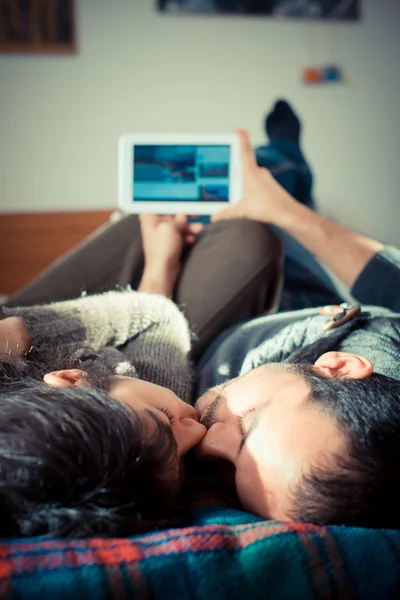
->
xmin=197 ymin=305 xmax=400 ymax=396
xmin=3 ymin=290 xmax=194 ymax=403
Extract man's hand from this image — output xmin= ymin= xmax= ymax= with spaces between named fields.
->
xmin=213 ymin=129 xmax=382 ymax=288
xmin=0 ymin=316 xmax=31 ymax=357
xmin=212 ymin=129 xmax=297 ymax=227
xmin=138 ymin=214 xmax=203 ymax=297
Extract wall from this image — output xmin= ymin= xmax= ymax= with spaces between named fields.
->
xmin=0 ymin=0 xmax=399 ymax=244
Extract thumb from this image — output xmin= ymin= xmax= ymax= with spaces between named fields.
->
xmin=212 ymin=203 xmax=244 ymax=223
xmin=235 ymin=128 xmax=257 ymax=172
xmin=187 ymin=222 xmax=204 ymax=235
xmin=173 ymin=214 xmax=188 ymax=232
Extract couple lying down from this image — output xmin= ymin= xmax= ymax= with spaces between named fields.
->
xmin=1 ymin=131 xmax=400 ymax=539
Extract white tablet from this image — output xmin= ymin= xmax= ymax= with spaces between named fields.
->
xmin=118 ymin=133 xmax=241 ymax=214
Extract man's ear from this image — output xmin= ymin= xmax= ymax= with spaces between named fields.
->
xmin=43 ymin=369 xmax=89 ymax=388
xmin=314 ymin=352 xmax=373 ymax=380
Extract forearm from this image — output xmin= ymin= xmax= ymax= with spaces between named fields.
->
xmin=138 ymin=264 xmax=180 ymax=298
xmin=2 ymin=290 xmax=179 ymax=356
xmin=215 ymin=130 xmax=384 ymax=289
xmin=1 ymin=291 xmax=193 ymax=399
xmin=268 ymin=193 xmax=383 ymax=288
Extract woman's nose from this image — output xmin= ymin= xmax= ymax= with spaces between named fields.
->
xmin=177 ymin=398 xmax=199 ymax=421
xmin=175 ymin=418 xmax=207 ymax=456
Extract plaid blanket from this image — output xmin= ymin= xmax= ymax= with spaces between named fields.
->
xmin=1 ymin=507 xmax=400 ymax=600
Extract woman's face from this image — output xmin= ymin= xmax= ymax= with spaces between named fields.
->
xmin=44 ymin=370 xmax=206 ymax=458
xmin=108 ymin=376 xmax=206 ymax=457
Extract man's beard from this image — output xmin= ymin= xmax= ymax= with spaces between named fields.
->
xmin=195 ymin=380 xmax=233 ymax=430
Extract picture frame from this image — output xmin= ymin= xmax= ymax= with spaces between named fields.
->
xmin=157 ymin=1 xmax=360 ymax=21
xmin=0 ymin=0 xmax=76 ymax=54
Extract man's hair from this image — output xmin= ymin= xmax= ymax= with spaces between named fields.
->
xmin=289 ymin=364 xmax=400 ymax=529
xmin=0 ymin=354 xmax=184 ymax=538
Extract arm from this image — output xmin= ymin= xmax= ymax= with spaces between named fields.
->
xmin=0 ymin=213 xmax=204 ymax=359
xmin=278 ymin=205 xmax=400 ymax=312
xmin=138 ymin=213 xmax=203 ymax=296
xmin=1 ymin=290 xmax=194 ymax=400
xmin=266 ymin=198 xmax=383 ymax=289
xmin=1 ymin=214 xmax=202 ymax=399
xmin=1 ymin=290 xmax=186 ymax=355
xmin=213 ymin=130 xmax=397 ymax=304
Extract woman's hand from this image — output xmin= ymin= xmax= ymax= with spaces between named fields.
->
xmin=0 ymin=316 xmax=31 ymax=357
xmin=212 ymin=129 xmax=297 ymax=227
xmin=138 ymin=214 xmax=203 ymax=297
xmin=140 ymin=214 xmax=203 ymax=272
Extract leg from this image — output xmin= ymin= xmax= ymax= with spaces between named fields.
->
xmin=7 ymin=215 xmax=144 ymax=307
xmin=175 ymin=219 xmax=283 ymax=361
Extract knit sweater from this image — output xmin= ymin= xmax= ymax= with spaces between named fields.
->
xmin=198 ymin=306 xmax=400 ymax=396
xmin=197 ymin=245 xmax=400 ymax=394
xmin=2 ymin=289 xmax=194 ymax=403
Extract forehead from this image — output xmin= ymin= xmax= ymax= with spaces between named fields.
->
xmin=235 ymin=364 xmax=343 ymax=452
xmin=227 ymin=363 xmax=311 ymax=404
xmin=245 ymin=396 xmax=344 ymax=466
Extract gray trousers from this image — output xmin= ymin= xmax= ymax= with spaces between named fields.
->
xmin=7 ymin=215 xmax=283 ymax=360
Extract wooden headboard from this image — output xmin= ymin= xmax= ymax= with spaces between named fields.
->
xmin=0 ymin=211 xmax=112 ymax=296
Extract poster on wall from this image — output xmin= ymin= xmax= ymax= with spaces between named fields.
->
xmin=0 ymin=0 xmax=76 ymax=53
xmin=157 ymin=0 xmax=360 ymax=20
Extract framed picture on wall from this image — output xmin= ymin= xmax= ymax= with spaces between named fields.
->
xmin=0 ymin=0 xmax=76 ymax=53
xmin=157 ymin=0 xmax=360 ymax=20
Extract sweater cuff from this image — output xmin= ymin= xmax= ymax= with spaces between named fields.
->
xmin=351 ymin=246 xmax=400 ymax=310
xmin=1 ymin=304 xmax=86 ymax=355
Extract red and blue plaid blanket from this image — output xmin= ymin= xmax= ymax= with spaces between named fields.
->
xmin=1 ymin=507 xmax=400 ymax=599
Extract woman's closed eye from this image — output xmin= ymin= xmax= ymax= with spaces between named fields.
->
xmin=158 ymin=406 xmax=176 ymax=425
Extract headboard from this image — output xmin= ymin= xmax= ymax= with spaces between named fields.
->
xmin=0 ymin=211 xmax=112 ymax=296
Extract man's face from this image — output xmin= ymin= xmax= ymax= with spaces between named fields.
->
xmin=195 ymin=364 xmax=345 ymax=521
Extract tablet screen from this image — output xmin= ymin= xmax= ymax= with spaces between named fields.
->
xmin=133 ymin=145 xmax=230 ymax=202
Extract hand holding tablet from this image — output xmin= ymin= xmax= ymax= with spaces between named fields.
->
xmin=118 ymin=133 xmax=242 ymax=215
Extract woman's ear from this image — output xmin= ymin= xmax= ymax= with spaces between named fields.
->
xmin=314 ymin=352 xmax=374 ymax=380
xmin=43 ymin=369 xmax=89 ymax=388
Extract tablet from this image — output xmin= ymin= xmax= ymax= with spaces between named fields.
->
xmin=118 ymin=133 xmax=241 ymax=214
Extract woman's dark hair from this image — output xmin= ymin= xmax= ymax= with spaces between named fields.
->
xmin=0 ymin=354 xmax=184 ymax=538
xmin=289 ymin=364 xmax=400 ymax=529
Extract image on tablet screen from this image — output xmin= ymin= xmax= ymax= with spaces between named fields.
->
xmin=133 ymin=145 xmax=230 ymax=202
